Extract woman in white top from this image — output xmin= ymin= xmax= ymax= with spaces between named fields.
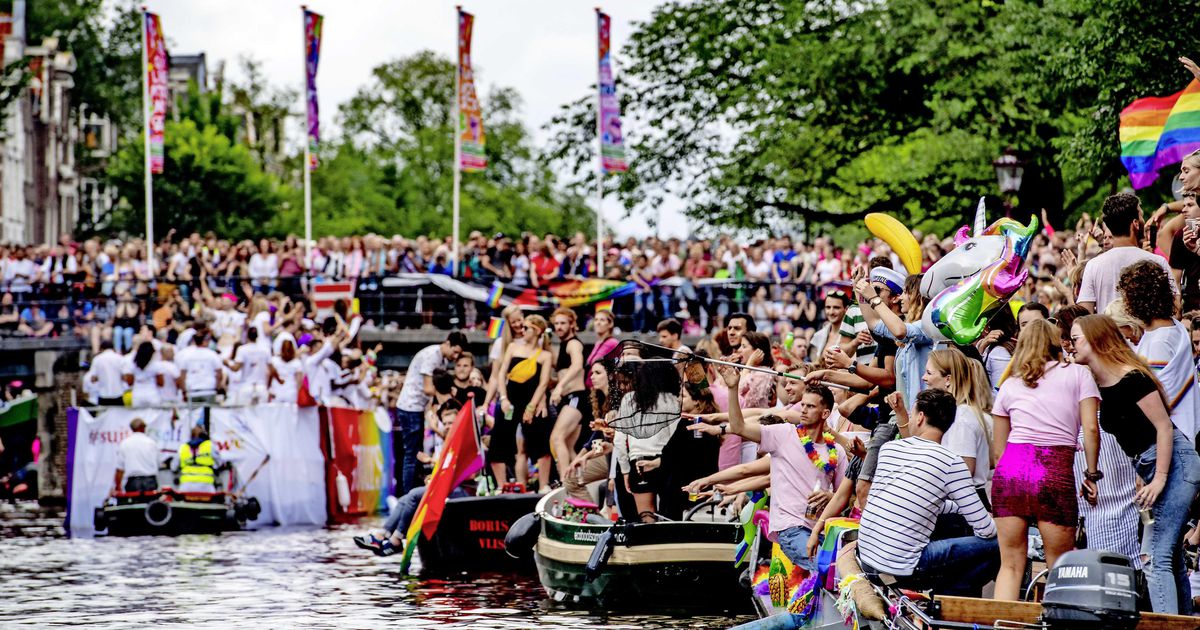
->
xmin=248 ymin=239 xmax=279 ymax=294
xmin=919 ymin=347 xmax=994 ymax=503
xmin=124 ymin=341 xmax=164 ymax=407
xmin=268 ymin=338 xmax=303 ymax=402
xmin=511 ymin=240 xmax=531 ymax=287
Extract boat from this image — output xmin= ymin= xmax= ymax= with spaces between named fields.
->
xmin=415 ymin=491 xmax=541 ymax=572
xmin=521 ymin=487 xmax=748 ymax=609
xmin=92 ymin=487 xmax=261 ymax=536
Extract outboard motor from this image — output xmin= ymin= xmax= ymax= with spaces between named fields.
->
xmin=1040 ymin=549 xmax=1139 ymax=629
xmin=503 ymin=513 xmax=540 ymax=559
xmin=584 ymin=528 xmax=616 ymax=583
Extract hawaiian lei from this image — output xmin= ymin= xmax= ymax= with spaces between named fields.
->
xmin=797 ymin=429 xmax=838 ymax=475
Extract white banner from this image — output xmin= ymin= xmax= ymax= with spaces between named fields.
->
xmin=68 ymin=404 xmax=326 ymax=535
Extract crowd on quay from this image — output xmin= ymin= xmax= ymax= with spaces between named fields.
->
xmin=7 ymin=154 xmax=1200 ymax=614
xmin=347 ymin=152 xmax=1200 ymax=616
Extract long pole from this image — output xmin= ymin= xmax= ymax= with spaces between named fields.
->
xmin=594 ymin=8 xmax=604 ymax=278
xmin=301 ymin=5 xmax=312 ymax=271
xmin=451 ymin=6 xmax=462 ymax=277
xmin=141 ymin=7 xmax=154 ymax=269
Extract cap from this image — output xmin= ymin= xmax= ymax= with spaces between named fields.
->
xmin=869 ymin=267 xmax=906 ymax=295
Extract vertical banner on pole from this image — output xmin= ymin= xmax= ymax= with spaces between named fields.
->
xmin=144 ymin=12 xmax=168 ymax=175
xmin=457 ymin=9 xmax=486 ymax=172
xmin=304 ymin=8 xmax=323 ymax=171
xmin=597 ymin=10 xmax=627 ymax=174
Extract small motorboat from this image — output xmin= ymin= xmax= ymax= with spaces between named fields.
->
xmin=521 ymin=488 xmax=747 ymax=609
xmin=93 ymin=487 xmax=261 ymax=536
xmin=415 ymin=490 xmax=541 ymax=573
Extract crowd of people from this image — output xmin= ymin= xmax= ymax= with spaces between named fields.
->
xmin=8 ymin=150 xmax=1200 ymax=614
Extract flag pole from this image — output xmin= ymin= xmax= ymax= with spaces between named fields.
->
xmin=141 ymin=6 xmax=154 ymax=270
xmin=301 ymin=5 xmax=313 ymax=273
xmin=594 ymin=8 xmax=605 ymax=278
xmin=451 ymin=6 xmax=462 ymax=277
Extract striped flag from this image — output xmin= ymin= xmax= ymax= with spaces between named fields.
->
xmin=312 ymin=280 xmax=355 ymax=318
xmin=594 ymin=299 xmax=614 ymax=313
xmin=487 ymin=316 xmax=504 ymax=339
xmin=486 ymin=281 xmax=503 ymax=308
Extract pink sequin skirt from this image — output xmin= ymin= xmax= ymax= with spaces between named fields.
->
xmin=992 ymin=442 xmax=1078 ymax=527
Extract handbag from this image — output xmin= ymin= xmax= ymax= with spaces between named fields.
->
xmin=508 ymin=349 xmax=542 ymax=384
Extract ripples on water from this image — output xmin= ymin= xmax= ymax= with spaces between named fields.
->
xmin=1 ymin=506 xmax=754 ymax=629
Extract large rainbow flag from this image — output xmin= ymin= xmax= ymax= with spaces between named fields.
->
xmin=1120 ymin=80 xmax=1200 ymax=189
xmin=491 ymin=277 xmax=654 ymax=310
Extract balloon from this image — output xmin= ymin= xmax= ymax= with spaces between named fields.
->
xmin=865 ymin=213 xmax=923 ymax=274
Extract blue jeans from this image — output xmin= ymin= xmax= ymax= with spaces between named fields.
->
xmin=632 ymin=290 xmax=655 ymax=333
xmin=775 ymin=525 xmax=816 ymax=572
xmin=114 ymin=326 xmax=135 ymax=354
xmin=1134 ymin=430 xmax=1200 ymax=615
xmin=383 ymin=485 xmax=469 ymax=536
xmin=394 ymin=409 xmax=425 ymax=497
xmin=906 ymin=536 xmax=1000 ymax=597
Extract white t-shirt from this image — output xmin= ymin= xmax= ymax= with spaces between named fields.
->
xmin=233 ymin=342 xmax=271 ymax=391
xmin=1077 ymin=245 xmax=1176 ymax=313
xmin=249 ymin=253 xmax=279 ymax=282
xmin=175 ymin=345 xmax=224 ymax=396
xmin=815 ymin=258 xmax=842 ymax=285
xmin=117 ymin=432 xmax=161 ymax=477
xmin=397 ymin=344 xmax=445 ymax=412
xmin=212 ymin=310 xmax=247 ymax=341
xmin=87 ymin=350 xmax=128 ymax=399
xmin=1137 ymin=322 xmax=1200 ymax=443
xmin=124 ymin=359 xmax=162 ymax=406
xmin=156 ymin=361 xmax=181 ymax=402
xmin=942 ymin=404 xmax=992 ymax=488
xmin=269 ymin=357 xmax=302 ymax=401
xmin=743 ymin=259 xmax=770 ymax=281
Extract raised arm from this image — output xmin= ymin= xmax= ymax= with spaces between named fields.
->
xmin=720 ymin=364 xmax=762 ymax=443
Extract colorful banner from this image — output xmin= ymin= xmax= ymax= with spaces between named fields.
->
xmin=322 ymin=406 xmax=394 ymax=521
xmin=457 ymin=9 xmax=486 ymax=172
xmin=597 ymin=10 xmax=627 ymax=173
xmin=144 ymin=11 xmax=168 ymax=174
xmin=1120 ymin=80 xmax=1200 ymax=189
xmin=304 ymin=9 xmax=324 ymax=171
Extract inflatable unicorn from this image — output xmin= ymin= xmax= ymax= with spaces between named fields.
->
xmin=866 ymin=198 xmax=1038 ymax=345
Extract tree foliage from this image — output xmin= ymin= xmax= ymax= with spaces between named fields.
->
xmin=545 ymin=0 xmax=1200 ymax=234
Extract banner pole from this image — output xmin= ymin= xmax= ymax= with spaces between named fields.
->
xmin=595 ymin=8 xmax=605 ymax=278
xmin=302 ymin=5 xmax=313 ymax=273
xmin=141 ymin=7 xmax=154 ymax=270
xmin=452 ymin=6 xmax=462 ymax=278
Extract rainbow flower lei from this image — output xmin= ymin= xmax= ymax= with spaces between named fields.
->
xmin=797 ymin=430 xmax=838 ymax=475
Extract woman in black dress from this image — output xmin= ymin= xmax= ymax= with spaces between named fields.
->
xmin=496 ymin=314 xmax=553 ymax=491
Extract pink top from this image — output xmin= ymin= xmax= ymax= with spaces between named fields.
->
xmin=760 ymin=424 xmax=846 ymax=534
xmin=992 ymin=362 xmax=1100 ymax=448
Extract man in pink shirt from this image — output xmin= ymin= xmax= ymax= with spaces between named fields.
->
xmin=721 ymin=365 xmax=846 ymax=570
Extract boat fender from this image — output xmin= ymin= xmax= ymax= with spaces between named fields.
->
xmin=584 ymin=529 xmax=616 ymax=583
xmin=335 ymin=471 xmax=351 ymax=511
xmin=503 ymin=512 xmax=541 ymax=559
xmin=243 ymin=497 xmax=262 ymax=521
xmin=93 ymin=507 xmax=108 ymax=531
xmin=144 ymin=500 xmax=172 ymax=528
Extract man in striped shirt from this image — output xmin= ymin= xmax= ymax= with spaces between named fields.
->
xmin=856 ymin=388 xmax=999 ymax=597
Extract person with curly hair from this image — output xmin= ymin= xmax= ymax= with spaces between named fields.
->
xmin=1078 ymin=192 xmax=1177 ymax=314
xmin=1119 ymin=260 xmax=1200 ymax=443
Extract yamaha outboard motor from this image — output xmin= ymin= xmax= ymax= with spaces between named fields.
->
xmin=1040 ymin=549 xmax=1139 ymax=629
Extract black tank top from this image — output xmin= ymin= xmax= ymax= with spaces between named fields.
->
xmin=556 ymin=336 xmax=582 ymax=372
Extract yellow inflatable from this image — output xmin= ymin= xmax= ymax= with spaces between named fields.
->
xmin=864 ymin=213 xmax=922 ymax=275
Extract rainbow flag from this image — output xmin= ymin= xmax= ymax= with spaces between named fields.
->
xmin=457 ymin=9 xmax=486 ymax=172
xmin=303 ymin=9 xmax=324 ymax=171
xmin=1120 ymin=80 xmax=1200 ymax=189
xmin=486 ymin=281 xmax=503 ymax=308
xmin=594 ymin=299 xmax=614 ymax=313
xmin=487 ymin=316 xmax=504 ymax=339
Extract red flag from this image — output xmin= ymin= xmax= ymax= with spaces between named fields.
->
xmin=399 ymin=397 xmax=484 ymax=569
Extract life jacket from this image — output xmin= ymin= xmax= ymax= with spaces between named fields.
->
xmin=179 ymin=440 xmax=215 ymax=486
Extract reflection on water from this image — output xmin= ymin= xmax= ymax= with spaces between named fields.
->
xmin=1 ymin=508 xmax=754 ymax=629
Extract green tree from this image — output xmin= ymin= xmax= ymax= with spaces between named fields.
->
xmin=106 ymin=118 xmax=283 ymax=239
xmin=337 ymin=51 xmax=593 ymax=238
xmin=545 ymin=0 xmax=1198 ymax=233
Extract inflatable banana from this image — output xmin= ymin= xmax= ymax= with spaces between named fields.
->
xmin=865 ymin=213 xmax=922 ymax=274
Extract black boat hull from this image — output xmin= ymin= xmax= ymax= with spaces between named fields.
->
xmin=96 ymin=501 xmax=240 ymax=536
xmin=416 ymin=493 xmax=541 ymax=572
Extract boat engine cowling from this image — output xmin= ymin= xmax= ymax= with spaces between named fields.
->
xmin=1040 ymin=549 xmax=1139 ymax=630
xmin=503 ymin=513 xmax=540 ymax=559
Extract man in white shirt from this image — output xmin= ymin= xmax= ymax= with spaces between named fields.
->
xmin=112 ymin=417 xmax=161 ymax=493
xmin=856 ymin=389 xmax=998 ymax=597
xmin=394 ymin=331 xmax=467 ymax=496
xmin=175 ymin=328 xmax=224 ymax=403
xmin=86 ymin=340 xmax=127 ymax=406
xmin=5 ymin=247 xmax=35 ymax=296
xmin=655 ymin=318 xmax=691 ymax=355
xmin=157 ymin=345 xmax=183 ymax=403
xmin=1078 ymin=192 xmax=1177 ymax=313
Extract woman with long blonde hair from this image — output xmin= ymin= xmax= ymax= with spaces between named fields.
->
xmin=1073 ymin=314 xmax=1200 ymax=614
xmin=990 ymin=319 xmax=1100 ymax=601
xmin=920 ymin=348 xmax=993 ymax=506
xmin=496 ymin=314 xmax=554 ymax=491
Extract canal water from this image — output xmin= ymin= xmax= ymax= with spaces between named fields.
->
xmin=2 ymin=507 xmax=754 ymax=628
